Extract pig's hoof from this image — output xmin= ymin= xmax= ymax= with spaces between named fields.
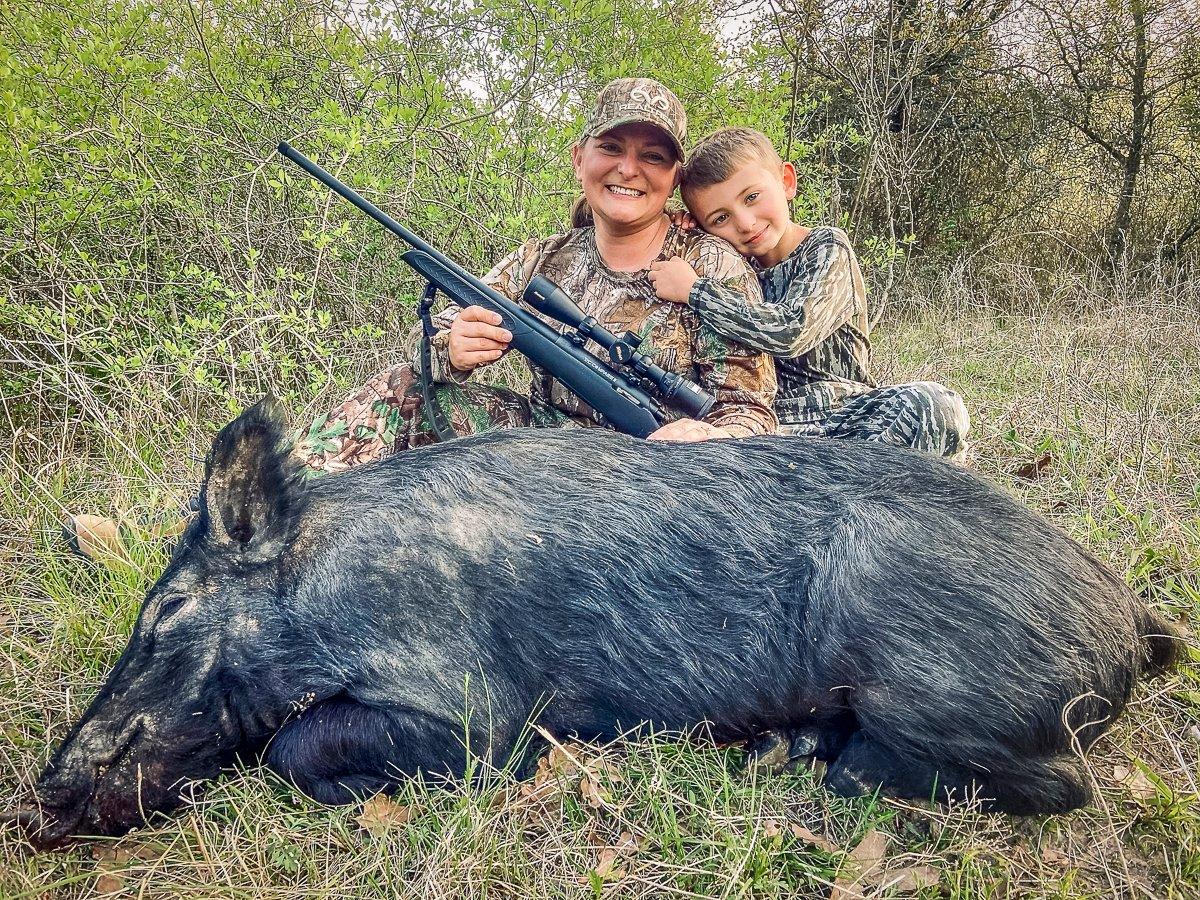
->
xmin=823 ymin=764 xmax=877 ymax=799
xmin=788 ymin=727 xmax=820 ymax=758
xmin=744 ymin=731 xmax=792 ymax=775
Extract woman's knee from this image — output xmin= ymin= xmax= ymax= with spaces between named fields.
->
xmin=293 ymin=362 xmax=422 ymax=475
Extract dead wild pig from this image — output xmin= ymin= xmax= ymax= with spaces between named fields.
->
xmin=12 ymin=400 xmax=1179 ymax=848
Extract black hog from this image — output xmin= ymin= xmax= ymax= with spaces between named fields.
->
xmin=15 ymin=400 xmax=1179 ymax=848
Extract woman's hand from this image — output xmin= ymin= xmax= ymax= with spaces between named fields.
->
xmin=647 ymin=418 xmax=732 ymax=442
xmin=448 ymin=305 xmax=513 ymax=372
xmin=648 ymin=256 xmax=699 ymax=304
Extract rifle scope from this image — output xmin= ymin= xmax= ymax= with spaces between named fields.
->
xmin=523 ymin=276 xmax=715 ymax=420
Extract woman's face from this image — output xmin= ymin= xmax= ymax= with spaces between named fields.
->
xmin=572 ymin=123 xmax=680 ymax=233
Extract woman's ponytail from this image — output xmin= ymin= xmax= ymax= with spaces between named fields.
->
xmin=570 ymin=194 xmax=594 ymax=229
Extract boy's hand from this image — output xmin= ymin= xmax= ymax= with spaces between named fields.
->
xmin=647 ymin=418 xmax=731 ymax=442
xmin=667 ymin=208 xmax=698 ymax=231
xmin=648 ymin=256 xmax=699 ymax=304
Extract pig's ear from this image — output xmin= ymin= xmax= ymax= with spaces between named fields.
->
xmin=200 ymin=397 xmax=307 ymax=557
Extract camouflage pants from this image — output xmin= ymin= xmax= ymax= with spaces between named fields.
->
xmin=293 ymin=363 xmax=576 ymax=476
xmin=778 ymin=381 xmax=970 ymax=458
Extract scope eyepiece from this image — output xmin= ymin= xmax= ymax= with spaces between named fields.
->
xmin=521 ymin=274 xmax=716 ymax=421
xmin=648 ymin=370 xmax=715 ymax=420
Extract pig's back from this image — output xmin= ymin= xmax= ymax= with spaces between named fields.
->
xmin=299 ymin=428 xmax=1150 ymax=742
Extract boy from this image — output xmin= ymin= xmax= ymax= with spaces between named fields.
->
xmin=648 ymin=127 xmax=968 ymax=457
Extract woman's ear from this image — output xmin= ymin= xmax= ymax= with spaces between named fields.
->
xmin=571 ymin=141 xmax=584 ymax=181
xmin=781 ymin=162 xmax=799 ymax=200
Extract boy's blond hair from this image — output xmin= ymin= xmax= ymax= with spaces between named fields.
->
xmin=681 ymin=128 xmax=783 ymax=203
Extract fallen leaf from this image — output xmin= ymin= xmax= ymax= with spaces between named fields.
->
xmin=789 ymin=822 xmax=839 ymax=853
xmin=584 ymin=755 xmax=623 ymax=783
xmin=580 ymin=774 xmax=609 ymax=809
xmin=355 ymin=794 xmax=412 ymax=835
xmin=94 ymin=846 xmax=132 ymax=866
xmin=1040 ymin=846 xmax=1071 ymax=867
xmin=94 ymin=873 xmax=125 ymax=894
xmin=489 ymin=784 xmax=520 ymax=809
xmin=593 ymin=847 xmax=624 ymax=880
xmin=1114 ymin=763 xmax=1159 ymax=801
xmin=533 ymin=746 xmax=579 ymax=791
xmin=579 ymin=832 xmax=638 ymax=884
xmin=831 ymin=829 xmax=890 ymax=899
xmin=94 ymin=841 xmax=162 ymax=865
xmin=549 ymin=743 xmax=578 ymax=772
xmin=883 ymin=865 xmax=941 ymax=891
xmin=1012 ymin=452 xmax=1054 ymax=480
xmin=848 ymin=828 xmax=889 ymax=874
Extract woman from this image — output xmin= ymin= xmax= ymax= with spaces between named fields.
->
xmin=292 ymin=76 xmax=776 ymax=472
xmin=66 ymin=78 xmax=777 ymax=559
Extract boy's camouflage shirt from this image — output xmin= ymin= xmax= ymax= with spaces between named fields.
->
xmin=687 ymin=226 xmax=875 ymax=426
xmin=415 ymin=225 xmax=778 ymax=437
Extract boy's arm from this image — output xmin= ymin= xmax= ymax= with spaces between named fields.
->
xmin=682 ymin=241 xmax=778 ymax=437
xmin=688 ymin=233 xmax=861 ymax=358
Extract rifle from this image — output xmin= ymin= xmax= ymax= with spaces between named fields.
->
xmin=277 ymin=142 xmax=714 ymax=439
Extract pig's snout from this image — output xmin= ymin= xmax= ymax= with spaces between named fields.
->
xmin=3 ymin=803 xmax=86 ymax=851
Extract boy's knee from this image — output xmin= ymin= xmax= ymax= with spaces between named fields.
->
xmin=888 ymin=381 xmax=970 ymax=458
xmin=907 ymin=381 xmax=970 ymax=441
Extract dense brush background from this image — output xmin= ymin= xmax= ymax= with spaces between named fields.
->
xmin=2 ymin=0 xmax=1198 ymax=896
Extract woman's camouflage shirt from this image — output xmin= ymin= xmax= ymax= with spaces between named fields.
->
xmin=420 ymin=224 xmax=778 ymax=437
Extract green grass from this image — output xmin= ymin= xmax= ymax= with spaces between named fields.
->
xmin=2 ymin=279 xmax=1199 ymax=897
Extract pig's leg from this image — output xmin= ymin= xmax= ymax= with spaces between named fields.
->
xmin=265 ymin=697 xmax=468 ymax=804
xmin=823 ymin=733 xmax=1090 ymax=814
xmin=823 ymin=732 xmax=987 ymax=805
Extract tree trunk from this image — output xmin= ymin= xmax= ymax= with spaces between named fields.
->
xmin=1108 ymin=0 xmax=1149 ymax=262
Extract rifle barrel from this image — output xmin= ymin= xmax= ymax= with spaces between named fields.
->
xmin=277 ymin=142 xmax=466 ymax=282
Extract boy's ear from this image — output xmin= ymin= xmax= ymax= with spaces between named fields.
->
xmin=781 ymin=162 xmax=798 ymax=200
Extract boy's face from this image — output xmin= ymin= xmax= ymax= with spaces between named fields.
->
xmin=685 ymin=159 xmax=798 ymax=263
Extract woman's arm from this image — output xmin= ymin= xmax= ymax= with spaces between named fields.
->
xmin=402 ymin=242 xmax=533 ymax=383
xmin=688 ymin=232 xmax=862 ymax=358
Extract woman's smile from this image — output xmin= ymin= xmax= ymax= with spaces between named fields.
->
xmin=572 ymin=121 xmax=680 ymax=232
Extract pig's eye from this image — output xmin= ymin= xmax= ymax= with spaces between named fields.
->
xmin=154 ymin=594 xmax=193 ymax=624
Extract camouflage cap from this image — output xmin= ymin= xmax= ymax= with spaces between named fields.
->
xmin=582 ymin=78 xmax=687 ymax=162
